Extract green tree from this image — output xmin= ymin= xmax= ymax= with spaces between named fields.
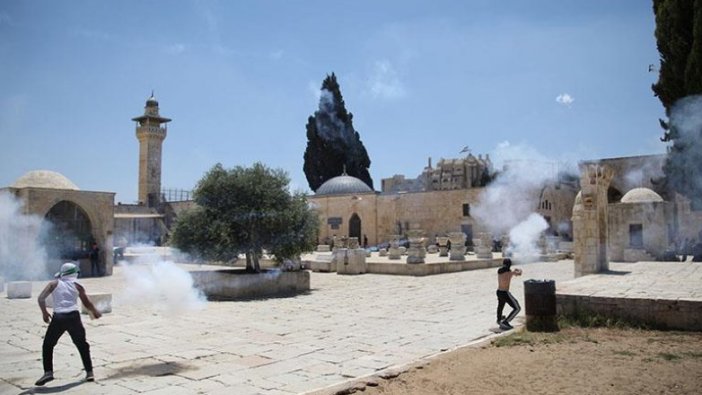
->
xmin=303 ymin=73 xmax=374 ymax=191
xmin=170 ymin=163 xmax=319 ymax=272
xmin=652 ymin=0 xmax=702 ymax=205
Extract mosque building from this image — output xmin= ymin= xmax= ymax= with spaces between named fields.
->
xmin=4 ymin=95 xmax=702 ymax=280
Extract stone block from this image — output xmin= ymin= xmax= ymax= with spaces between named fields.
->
xmin=7 ymin=281 xmax=32 ymax=299
xmin=81 ymin=293 xmax=112 ymax=315
xmin=337 ymin=249 xmax=367 ymax=275
xmin=316 ymin=245 xmax=331 ymax=252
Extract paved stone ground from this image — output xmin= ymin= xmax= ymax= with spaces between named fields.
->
xmin=1 ymin=258 xmax=699 ymax=395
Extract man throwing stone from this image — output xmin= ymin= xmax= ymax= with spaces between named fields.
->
xmin=496 ymin=258 xmax=522 ymax=330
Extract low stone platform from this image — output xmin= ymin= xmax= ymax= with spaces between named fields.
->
xmin=367 ymin=258 xmax=503 ymax=276
xmin=556 ymin=261 xmax=702 ymax=331
xmin=303 ymin=251 xmax=505 ymax=276
xmin=190 ymin=269 xmax=310 ymax=300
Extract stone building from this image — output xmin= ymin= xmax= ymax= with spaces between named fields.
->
xmin=381 ymin=154 xmax=492 ymax=193
xmin=573 ymin=155 xmax=702 ymax=275
xmin=1 ymin=170 xmax=115 ymax=276
xmin=113 ymin=94 xmax=174 ymax=245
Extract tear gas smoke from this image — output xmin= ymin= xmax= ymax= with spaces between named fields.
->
xmin=506 ymin=213 xmax=549 ymax=262
xmin=666 ymin=95 xmax=702 ymax=197
xmin=116 ymin=250 xmax=205 ymax=314
xmin=473 ymin=142 xmax=576 ymax=261
xmin=0 ymin=191 xmax=52 ymax=280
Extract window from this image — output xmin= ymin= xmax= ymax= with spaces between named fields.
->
xmin=462 ymin=203 xmax=470 ymax=217
xmin=629 ymin=224 xmax=643 ymax=248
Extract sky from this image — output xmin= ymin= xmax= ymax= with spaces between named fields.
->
xmin=0 ymin=0 xmax=666 ymax=203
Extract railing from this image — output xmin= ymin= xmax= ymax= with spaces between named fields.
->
xmin=161 ymin=188 xmax=193 ymax=202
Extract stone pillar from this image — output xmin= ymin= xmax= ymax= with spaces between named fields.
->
xmin=406 ymin=230 xmax=426 ymax=264
xmin=473 ymin=232 xmax=493 ymax=259
xmin=448 ymin=232 xmax=467 ymax=261
xmin=388 ymin=235 xmax=402 ymax=260
xmin=573 ymin=163 xmax=613 ymax=277
xmin=437 ymin=236 xmax=449 ymax=257
xmin=337 ymin=248 xmax=367 ymax=275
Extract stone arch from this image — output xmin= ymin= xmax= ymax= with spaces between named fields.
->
xmin=349 ymin=213 xmax=362 ymax=241
xmin=608 ymin=186 xmax=623 ymax=203
xmin=43 ymin=200 xmax=94 ymax=260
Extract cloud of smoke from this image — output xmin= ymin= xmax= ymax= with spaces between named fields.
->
xmin=116 ymin=249 xmax=206 ymax=314
xmin=473 ymin=142 xmax=576 ymax=261
xmin=474 ymin=142 xmax=561 ymax=235
xmin=667 ymin=94 xmax=702 ymax=195
xmin=0 ymin=191 xmax=52 ymax=280
xmin=507 ymin=213 xmax=549 ymax=261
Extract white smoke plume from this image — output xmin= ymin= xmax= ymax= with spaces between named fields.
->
xmin=0 ymin=191 xmax=52 ymax=280
xmin=507 ymin=213 xmax=549 ymax=261
xmin=116 ymin=249 xmax=206 ymax=314
xmin=473 ymin=142 xmax=575 ymax=262
xmin=667 ymin=95 xmax=702 ymax=195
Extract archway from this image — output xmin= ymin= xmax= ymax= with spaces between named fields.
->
xmin=43 ymin=201 xmax=93 ymax=260
xmin=349 ymin=213 xmax=361 ymax=241
xmin=608 ymin=186 xmax=623 ymax=203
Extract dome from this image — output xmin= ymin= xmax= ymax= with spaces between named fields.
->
xmin=315 ymin=175 xmax=373 ymax=196
xmin=621 ymin=187 xmax=664 ymax=204
xmin=146 ymin=93 xmax=158 ymax=107
xmin=12 ymin=170 xmax=79 ymax=190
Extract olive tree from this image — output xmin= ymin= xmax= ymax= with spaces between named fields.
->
xmin=171 ymin=162 xmax=319 ymax=272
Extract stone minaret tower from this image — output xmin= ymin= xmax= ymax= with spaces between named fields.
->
xmin=573 ymin=163 xmax=613 ymax=277
xmin=132 ymin=93 xmax=171 ymax=207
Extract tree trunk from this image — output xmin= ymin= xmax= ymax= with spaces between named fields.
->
xmin=245 ymin=251 xmax=261 ymax=273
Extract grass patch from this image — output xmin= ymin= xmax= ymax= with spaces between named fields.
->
xmin=658 ymin=352 xmax=681 ymax=361
xmin=683 ymin=351 xmax=702 ymax=359
xmin=558 ymin=310 xmax=650 ymax=330
xmin=492 ymin=331 xmax=566 ymax=348
xmin=613 ymin=350 xmax=636 ymax=357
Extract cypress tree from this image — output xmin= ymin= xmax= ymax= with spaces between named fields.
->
xmin=303 ymin=73 xmax=373 ymax=191
xmin=652 ymin=0 xmax=702 ymax=206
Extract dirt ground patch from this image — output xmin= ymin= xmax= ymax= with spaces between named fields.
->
xmin=363 ymin=327 xmax=702 ymax=395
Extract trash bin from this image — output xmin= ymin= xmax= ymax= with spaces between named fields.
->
xmin=523 ymin=279 xmax=558 ymax=332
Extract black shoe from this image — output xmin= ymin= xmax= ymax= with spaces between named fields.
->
xmin=497 ymin=315 xmax=506 ymax=325
xmin=500 ymin=321 xmax=514 ymax=330
xmin=35 ymin=372 xmax=54 ymax=386
xmin=86 ymin=371 xmax=94 ymax=382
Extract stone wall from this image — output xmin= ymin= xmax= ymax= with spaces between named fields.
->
xmin=608 ymin=201 xmax=671 ymax=261
xmin=557 ymin=294 xmax=702 ymax=331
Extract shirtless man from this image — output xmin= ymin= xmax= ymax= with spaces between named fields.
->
xmin=496 ymin=258 xmax=522 ymax=330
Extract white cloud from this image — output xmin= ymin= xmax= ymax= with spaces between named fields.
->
xmin=556 ymin=93 xmax=574 ymax=106
xmin=366 ymin=60 xmax=406 ymax=100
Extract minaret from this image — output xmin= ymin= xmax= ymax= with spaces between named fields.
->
xmin=132 ymin=93 xmax=171 ymax=207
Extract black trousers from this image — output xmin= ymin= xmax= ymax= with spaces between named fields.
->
xmin=42 ymin=311 xmax=92 ymax=373
xmin=496 ymin=290 xmax=521 ymax=324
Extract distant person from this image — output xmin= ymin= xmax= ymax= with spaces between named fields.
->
xmin=496 ymin=258 xmax=522 ymax=330
xmin=35 ymin=262 xmax=102 ymax=386
xmin=363 ymin=234 xmax=368 ymax=248
xmin=88 ymin=242 xmax=100 ymax=277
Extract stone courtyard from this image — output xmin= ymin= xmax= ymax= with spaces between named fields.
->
xmin=1 ymin=258 xmax=700 ymax=395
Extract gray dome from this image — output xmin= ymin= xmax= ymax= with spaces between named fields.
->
xmin=621 ymin=187 xmax=663 ymax=204
xmin=12 ymin=170 xmax=79 ymax=190
xmin=316 ymin=175 xmax=373 ymax=196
